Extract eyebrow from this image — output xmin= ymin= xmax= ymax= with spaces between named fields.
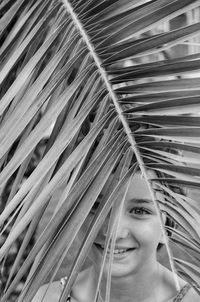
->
xmin=129 ymin=198 xmax=152 ymax=204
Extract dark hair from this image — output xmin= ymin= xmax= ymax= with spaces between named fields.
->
xmin=157 ymin=214 xmax=175 ymax=250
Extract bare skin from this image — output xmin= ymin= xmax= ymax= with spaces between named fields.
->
xmin=70 ymin=259 xmax=186 ymax=302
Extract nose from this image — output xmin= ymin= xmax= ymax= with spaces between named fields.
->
xmin=102 ymin=211 xmax=130 ymax=239
xmin=115 ymin=213 xmax=130 ymax=239
xmin=116 ymin=223 xmax=130 ymax=239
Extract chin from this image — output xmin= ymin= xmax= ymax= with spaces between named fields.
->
xmin=102 ymin=261 xmax=139 ymax=278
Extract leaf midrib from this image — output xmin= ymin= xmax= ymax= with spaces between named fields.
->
xmin=59 ymin=2 xmax=182 ymax=289
xmin=61 ymin=0 xmax=147 ymax=170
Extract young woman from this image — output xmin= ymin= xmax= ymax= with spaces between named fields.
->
xmin=32 ymin=173 xmax=199 ymax=302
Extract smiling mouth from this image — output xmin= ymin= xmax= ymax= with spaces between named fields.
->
xmin=94 ymin=243 xmax=135 ymax=257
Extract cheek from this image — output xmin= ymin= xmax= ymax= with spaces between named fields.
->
xmin=80 ymin=214 xmax=107 ymax=244
xmin=136 ymin=220 xmax=163 ymax=247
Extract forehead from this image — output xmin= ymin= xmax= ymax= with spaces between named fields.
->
xmin=126 ymin=173 xmax=152 ymax=202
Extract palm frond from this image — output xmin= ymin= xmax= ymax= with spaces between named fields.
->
xmin=0 ymin=0 xmax=200 ymax=300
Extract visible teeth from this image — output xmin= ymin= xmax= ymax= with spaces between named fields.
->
xmin=113 ymin=249 xmax=127 ymax=254
xmin=100 ymin=247 xmax=127 ymax=254
xmin=98 ymin=244 xmax=129 ymax=254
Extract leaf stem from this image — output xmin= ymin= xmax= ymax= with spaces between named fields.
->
xmin=61 ymin=0 xmax=180 ymax=290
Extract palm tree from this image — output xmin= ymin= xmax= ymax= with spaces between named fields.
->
xmin=0 ymin=0 xmax=200 ymax=301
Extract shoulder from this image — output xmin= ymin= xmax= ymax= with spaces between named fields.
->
xmin=31 ymin=281 xmax=61 ymax=302
xmin=183 ymin=287 xmax=200 ymax=302
xmin=159 ymin=265 xmax=199 ymax=302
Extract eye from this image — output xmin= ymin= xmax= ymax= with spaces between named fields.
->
xmin=129 ymin=207 xmax=151 ymax=216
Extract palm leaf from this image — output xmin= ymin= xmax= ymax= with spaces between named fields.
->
xmin=0 ymin=0 xmax=200 ymax=300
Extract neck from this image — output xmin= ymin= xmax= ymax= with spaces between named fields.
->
xmin=71 ymin=260 xmax=164 ymax=302
xmin=94 ymin=261 xmax=162 ymax=302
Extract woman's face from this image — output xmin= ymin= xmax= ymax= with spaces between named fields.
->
xmin=91 ymin=173 xmax=165 ymax=278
